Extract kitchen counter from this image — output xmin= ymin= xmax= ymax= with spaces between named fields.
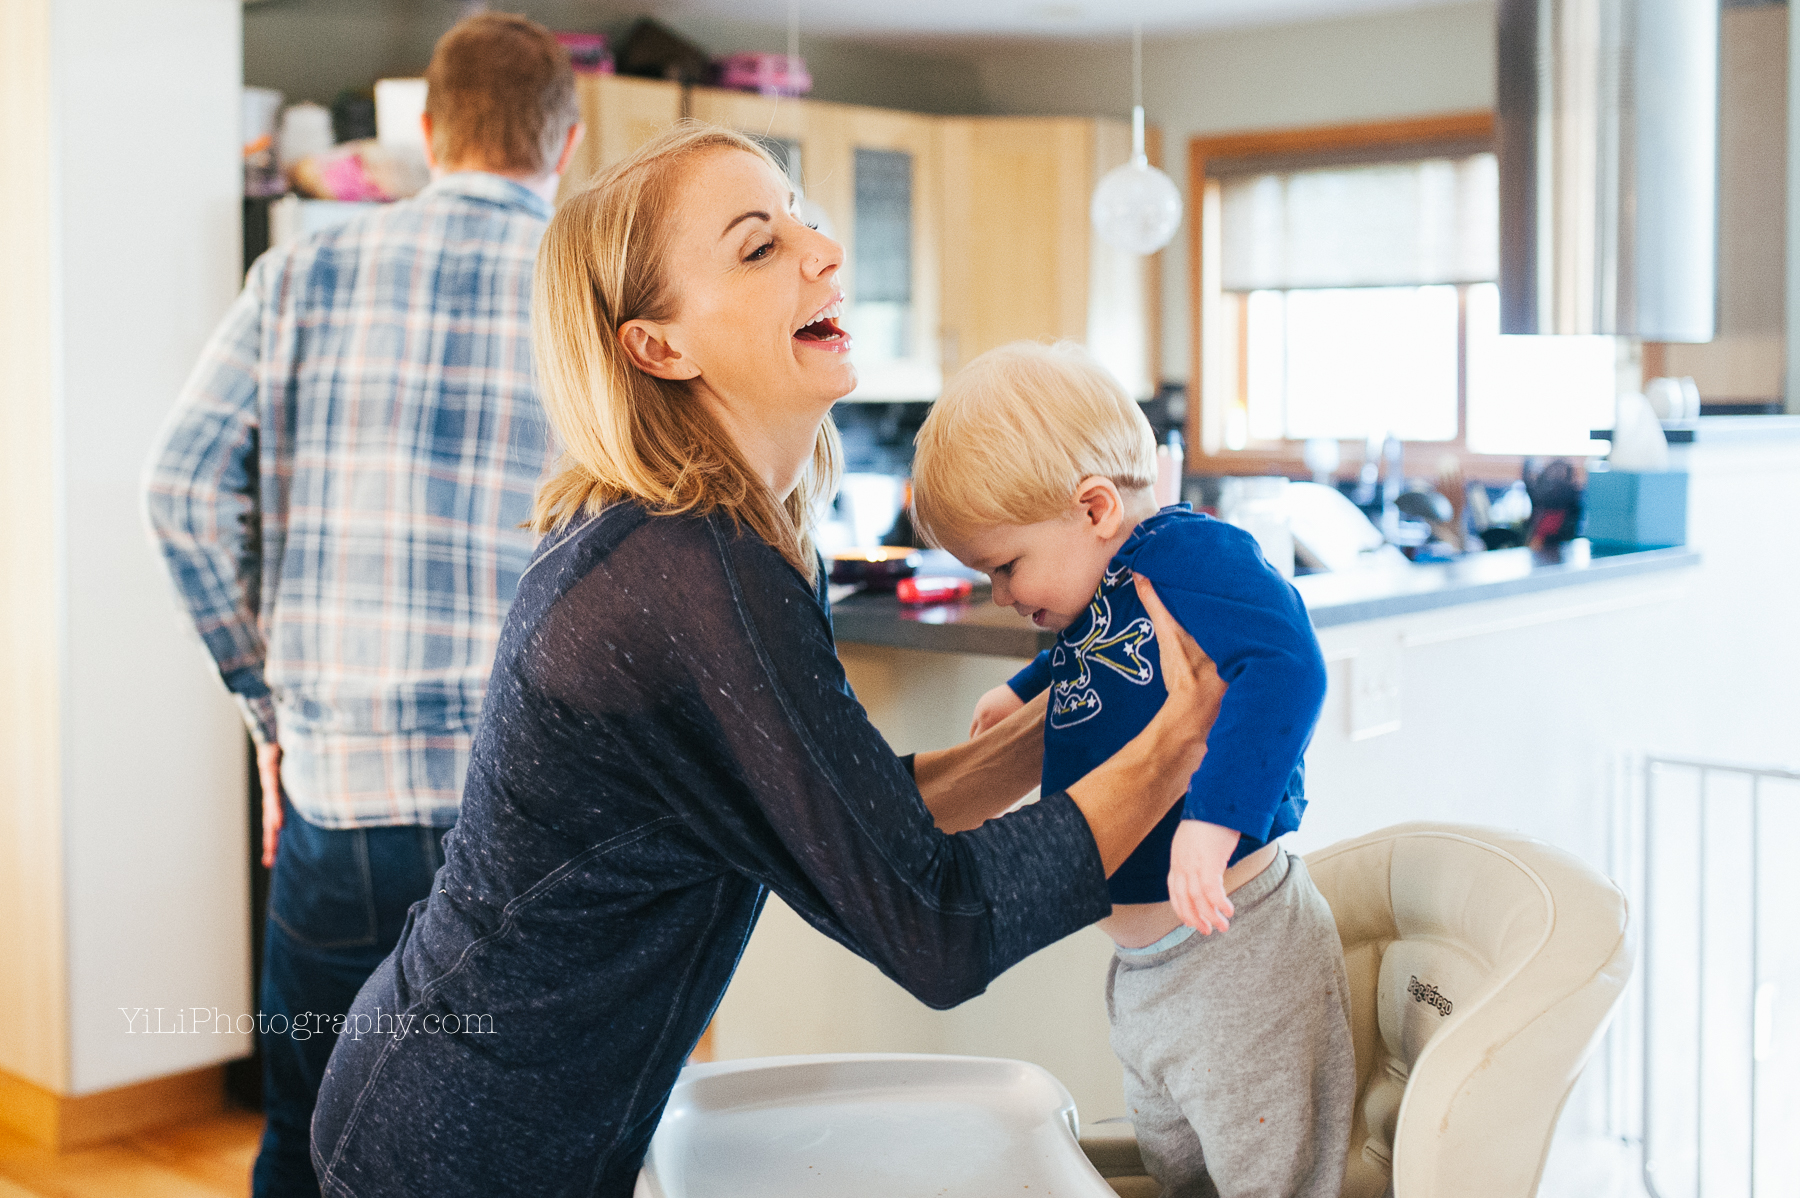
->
xmin=1670 ymin=413 xmax=1800 ymax=443
xmin=831 ymin=540 xmax=1702 ymax=657
xmin=1593 ymin=413 xmax=1800 ymax=444
xmin=831 ymin=587 xmax=1053 ymax=658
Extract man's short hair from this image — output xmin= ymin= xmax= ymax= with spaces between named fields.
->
xmin=425 ymin=13 xmax=577 ymax=176
xmin=911 ymin=340 xmax=1158 ymax=547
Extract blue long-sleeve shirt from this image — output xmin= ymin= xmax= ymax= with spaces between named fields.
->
xmin=1008 ymin=505 xmax=1327 ymax=903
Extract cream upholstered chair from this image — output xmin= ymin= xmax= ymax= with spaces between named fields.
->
xmin=1306 ymin=822 xmax=1633 ymax=1198
xmin=1082 ymin=822 xmax=1633 ymax=1197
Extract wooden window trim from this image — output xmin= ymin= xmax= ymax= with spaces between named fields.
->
xmin=1184 ymin=111 xmax=1541 ymax=481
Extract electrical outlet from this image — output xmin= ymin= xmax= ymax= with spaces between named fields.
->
xmin=1347 ymin=637 xmax=1402 ymax=740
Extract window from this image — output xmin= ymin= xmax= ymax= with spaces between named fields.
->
xmin=1241 ymin=285 xmax=1462 ymax=442
xmin=1191 ymin=115 xmax=1616 ymax=471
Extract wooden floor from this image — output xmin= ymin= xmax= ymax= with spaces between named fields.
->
xmin=0 ymin=1109 xmax=262 ymax=1198
xmin=0 ymin=1107 xmax=1167 ymax=1197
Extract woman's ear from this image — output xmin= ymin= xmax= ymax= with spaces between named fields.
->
xmin=619 ymin=320 xmax=699 ymax=381
xmin=1075 ymin=476 xmax=1124 ymax=538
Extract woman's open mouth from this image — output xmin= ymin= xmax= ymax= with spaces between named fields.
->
xmin=793 ymin=294 xmax=851 ymax=352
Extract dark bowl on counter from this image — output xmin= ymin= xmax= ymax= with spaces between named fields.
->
xmin=829 ymin=547 xmax=921 ymax=592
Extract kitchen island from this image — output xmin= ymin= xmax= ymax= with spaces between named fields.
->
xmin=710 ymin=419 xmax=1798 ymax=1194
xmin=716 ymin=538 xmax=1700 ymax=1115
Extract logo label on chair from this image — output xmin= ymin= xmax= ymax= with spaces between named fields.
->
xmin=1407 ymin=975 xmax=1453 ymax=1017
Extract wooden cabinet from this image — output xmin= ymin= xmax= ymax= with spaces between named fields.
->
xmin=554 ymin=75 xmax=683 ymax=204
xmin=938 ymin=116 xmax=1160 ymax=398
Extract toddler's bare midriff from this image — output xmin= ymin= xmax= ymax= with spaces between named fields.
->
xmin=1098 ymin=841 xmax=1281 ymax=948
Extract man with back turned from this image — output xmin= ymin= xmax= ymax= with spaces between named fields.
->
xmin=144 ymin=14 xmax=582 ymax=1195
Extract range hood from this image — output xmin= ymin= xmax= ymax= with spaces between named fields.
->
xmin=1497 ymin=0 xmax=1719 ymax=339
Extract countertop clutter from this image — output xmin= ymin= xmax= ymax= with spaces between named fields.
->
xmin=830 ymin=417 xmax=1800 ymax=659
xmin=830 ymin=540 xmax=1702 ymax=658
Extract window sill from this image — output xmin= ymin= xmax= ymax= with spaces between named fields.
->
xmin=1191 ymin=444 xmax=1575 ymax=484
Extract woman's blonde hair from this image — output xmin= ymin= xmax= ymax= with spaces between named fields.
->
xmin=911 ymin=341 xmax=1156 ymax=547
xmin=529 ymin=122 xmax=841 ymax=580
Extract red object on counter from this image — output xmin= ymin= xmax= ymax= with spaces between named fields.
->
xmin=896 ymin=576 xmax=973 ymax=606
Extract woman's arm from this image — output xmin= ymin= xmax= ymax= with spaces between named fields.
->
xmin=576 ymin=522 xmax=1225 ymax=1008
xmin=918 ymin=578 xmax=1225 ymax=865
xmin=913 ymin=691 xmax=1047 ymax=833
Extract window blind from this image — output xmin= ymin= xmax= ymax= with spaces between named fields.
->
xmin=1218 ymin=152 xmax=1499 ymax=291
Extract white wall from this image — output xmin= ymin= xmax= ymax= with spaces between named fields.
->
xmin=0 ymin=0 xmax=250 ymax=1096
xmin=967 ymin=2 xmax=1498 ymax=382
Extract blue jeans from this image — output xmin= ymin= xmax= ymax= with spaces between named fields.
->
xmin=253 ymin=794 xmax=450 ymax=1198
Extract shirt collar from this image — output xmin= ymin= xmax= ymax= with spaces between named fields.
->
xmin=419 ymin=171 xmax=553 ymax=222
xmin=1112 ymin=502 xmax=1194 ymax=575
xmin=1058 ymin=505 xmax=1197 ymax=644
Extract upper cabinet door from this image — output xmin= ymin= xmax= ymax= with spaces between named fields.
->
xmin=817 ymin=106 xmax=942 ymax=401
xmin=555 ymin=75 xmax=684 ymax=205
xmin=938 ymin=117 xmax=1094 ymax=374
xmin=939 ymin=116 xmax=1160 ymax=399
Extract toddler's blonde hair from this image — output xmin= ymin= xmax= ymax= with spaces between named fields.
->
xmin=911 ymin=341 xmax=1157 ymax=547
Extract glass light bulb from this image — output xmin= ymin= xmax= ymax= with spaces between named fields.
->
xmin=1090 ymin=157 xmax=1183 ymax=255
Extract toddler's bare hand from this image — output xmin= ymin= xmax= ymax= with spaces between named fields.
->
xmin=969 ymin=682 xmax=1025 ymax=739
xmin=1168 ymin=819 xmax=1240 ymax=934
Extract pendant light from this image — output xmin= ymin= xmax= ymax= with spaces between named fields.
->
xmin=1090 ymin=24 xmax=1181 ymax=256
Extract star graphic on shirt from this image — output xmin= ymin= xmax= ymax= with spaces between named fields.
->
xmin=1087 ymin=617 xmax=1156 ymax=684
xmin=1049 ymin=578 xmax=1157 ymax=729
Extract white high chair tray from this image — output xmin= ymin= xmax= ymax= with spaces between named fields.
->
xmin=635 ymin=1053 xmax=1118 ymax=1197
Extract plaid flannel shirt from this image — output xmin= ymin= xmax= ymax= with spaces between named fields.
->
xmin=145 ymin=173 xmax=553 ymax=828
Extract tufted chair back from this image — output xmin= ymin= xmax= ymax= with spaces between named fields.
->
xmin=1305 ymin=823 xmax=1633 ymax=1198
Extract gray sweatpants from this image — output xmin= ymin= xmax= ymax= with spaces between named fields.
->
xmin=1105 ymin=848 xmax=1355 ymax=1198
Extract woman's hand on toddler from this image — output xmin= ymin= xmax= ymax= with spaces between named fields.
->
xmin=1169 ymin=819 xmax=1241 ymax=934
xmin=969 ymin=683 xmax=1025 ymax=738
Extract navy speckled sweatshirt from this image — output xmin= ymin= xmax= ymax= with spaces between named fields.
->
xmin=310 ymin=503 xmax=1112 ymax=1198
xmin=1007 ymin=506 xmax=1328 ymax=904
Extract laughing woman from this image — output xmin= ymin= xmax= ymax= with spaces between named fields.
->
xmin=309 ymin=125 xmax=1225 ymax=1198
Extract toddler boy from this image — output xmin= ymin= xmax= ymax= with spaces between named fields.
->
xmin=911 ymin=341 xmax=1355 ymax=1198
